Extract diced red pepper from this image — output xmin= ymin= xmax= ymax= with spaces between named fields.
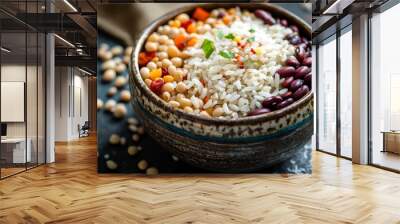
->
xmin=193 ymin=7 xmax=210 ymax=21
xmin=250 ymin=48 xmax=256 ymax=54
xmin=181 ymin=19 xmax=193 ymax=30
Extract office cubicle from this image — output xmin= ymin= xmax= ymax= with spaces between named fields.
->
xmin=0 ymin=1 xmax=46 ymax=179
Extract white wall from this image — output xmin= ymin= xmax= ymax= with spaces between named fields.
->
xmin=54 ymin=66 xmax=89 ymax=141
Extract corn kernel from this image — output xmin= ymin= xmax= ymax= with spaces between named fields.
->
xmin=254 ymin=47 xmax=264 ymax=55
xmin=163 ymin=75 xmax=174 ymax=83
xmin=149 ymin=68 xmax=162 ymax=80
xmin=234 ymin=36 xmax=241 ymax=43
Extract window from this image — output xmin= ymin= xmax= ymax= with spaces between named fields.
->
xmin=317 ymin=35 xmax=337 ymax=154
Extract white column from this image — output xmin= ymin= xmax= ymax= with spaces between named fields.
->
xmin=352 ymin=14 xmax=369 ymax=164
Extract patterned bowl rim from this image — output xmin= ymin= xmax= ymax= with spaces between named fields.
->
xmin=130 ymin=3 xmax=313 ymax=126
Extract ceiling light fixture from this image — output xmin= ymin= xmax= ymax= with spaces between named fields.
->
xmin=78 ymin=67 xmax=93 ymax=76
xmin=63 ymin=0 xmax=78 ymax=12
xmin=1 ymin=47 xmax=11 ymax=53
xmin=54 ymin=34 xmax=75 ymax=48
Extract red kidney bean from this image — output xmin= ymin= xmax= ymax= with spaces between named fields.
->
xmin=262 ymin=96 xmax=283 ymax=108
xmin=248 ymin=108 xmax=271 ymax=116
xmin=282 ymin=76 xmax=294 ymax=88
xmin=304 ymin=73 xmax=312 ymax=87
xmin=254 ymin=9 xmax=276 ymax=25
xmin=276 ymin=66 xmax=295 ymax=78
xmin=286 ymin=56 xmax=300 ymax=68
xmin=289 ymin=79 xmax=304 ymax=92
xmin=280 ymin=91 xmax=293 ymax=99
xmin=290 ymin=25 xmax=299 ymax=33
xmin=293 ymin=85 xmax=309 ymax=100
xmin=302 ymin=57 xmax=312 ymax=67
xmin=150 ymin=79 xmax=164 ymax=94
xmin=295 ymin=46 xmax=307 ymax=63
xmin=289 ymin=35 xmax=301 ymax=45
xmin=294 ymin=66 xmax=311 ymax=79
xmin=276 ymin=98 xmax=294 ymax=109
xmin=162 ymin=67 xmax=168 ymax=76
xmin=280 ymin=19 xmax=288 ymax=27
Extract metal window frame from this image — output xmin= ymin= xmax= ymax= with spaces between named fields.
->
xmin=315 ymin=22 xmax=353 ymax=161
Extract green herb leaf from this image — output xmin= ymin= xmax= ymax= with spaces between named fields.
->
xmin=224 ymin=33 xmax=235 ymax=40
xmin=201 ymin=39 xmax=215 ymax=59
xmin=219 ymin=50 xmax=234 ymax=59
xmin=249 ymin=28 xmax=255 ymax=33
xmin=247 ymin=37 xmax=255 ymax=43
xmin=216 ymin=30 xmax=224 ymax=39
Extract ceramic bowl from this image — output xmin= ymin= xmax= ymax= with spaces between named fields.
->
xmin=130 ymin=3 xmax=313 ymax=172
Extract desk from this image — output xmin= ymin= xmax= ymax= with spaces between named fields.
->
xmin=1 ymin=138 xmax=31 ymax=163
xmin=382 ymin=131 xmax=400 ymax=154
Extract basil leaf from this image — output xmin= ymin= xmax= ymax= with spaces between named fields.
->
xmin=216 ymin=30 xmax=224 ymax=39
xmin=224 ymin=33 xmax=235 ymax=40
xmin=219 ymin=50 xmax=234 ymax=59
xmin=247 ymin=37 xmax=255 ymax=43
xmin=249 ymin=28 xmax=255 ymax=33
xmin=201 ymin=39 xmax=215 ymax=59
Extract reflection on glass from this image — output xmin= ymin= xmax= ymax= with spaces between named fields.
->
xmin=371 ymin=3 xmax=400 ymax=171
xmin=1 ymin=32 xmax=27 ymax=177
xmin=340 ymin=28 xmax=352 ymax=158
xmin=318 ymin=37 xmax=337 ymax=154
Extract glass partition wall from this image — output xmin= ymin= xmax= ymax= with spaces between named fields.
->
xmin=316 ymin=25 xmax=353 ymax=159
xmin=0 ymin=3 xmax=46 ymax=179
xmin=370 ymin=2 xmax=400 ymax=171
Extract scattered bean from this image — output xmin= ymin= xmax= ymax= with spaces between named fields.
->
xmin=280 ymin=91 xmax=293 ymax=99
xmin=114 ymin=103 xmax=127 ymax=118
xmin=105 ymin=99 xmax=116 ymax=112
xmin=302 ymin=57 xmax=312 ymax=67
xmin=286 ymin=56 xmax=300 ymax=68
xmin=282 ymin=77 xmax=294 ymax=88
xmin=146 ymin=167 xmax=159 ymax=175
xmin=109 ymin=134 xmax=120 ymax=144
xmin=132 ymin=134 xmax=140 ymax=142
xmin=103 ymin=69 xmax=116 ymax=82
xmin=107 ymin=86 xmax=117 ymax=96
xmin=137 ymin=160 xmax=148 ymax=170
xmin=114 ymin=76 xmax=127 ymax=88
xmin=106 ymin=160 xmax=118 ymax=170
xmin=127 ymin=146 xmax=139 ymax=156
xmin=97 ymin=99 xmax=103 ymax=110
xmin=262 ymin=96 xmax=283 ymax=108
xmin=120 ymin=90 xmax=131 ymax=102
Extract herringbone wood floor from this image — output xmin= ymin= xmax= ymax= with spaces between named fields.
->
xmin=1 ymin=135 xmax=400 ymax=224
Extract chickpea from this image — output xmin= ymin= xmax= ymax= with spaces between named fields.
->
xmin=169 ymin=27 xmax=180 ymax=38
xmin=168 ymin=100 xmax=180 ymax=108
xmin=159 ymin=35 xmax=169 ymax=44
xmin=137 ymin=160 xmax=148 ymax=170
xmin=212 ymin=107 xmax=224 ymax=117
xmin=167 ymin=46 xmax=180 ymax=58
xmin=140 ymin=67 xmax=150 ymax=79
xmin=148 ymin=33 xmax=159 ymax=42
xmin=161 ymin=58 xmax=172 ymax=68
xmin=161 ymin=82 xmax=174 ymax=93
xmin=146 ymin=61 xmax=157 ymax=70
xmin=107 ymin=86 xmax=117 ymax=96
xmin=177 ymin=97 xmax=192 ymax=108
xmin=156 ymin=61 xmax=163 ymax=68
xmin=176 ymin=13 xmax=190 ymax=23
xmin=158 ymin=45 xmax=168 ymax=52
xmin=144 ymin=78 xmax=152 ymax=87
xmin=161 ymin=91 xmax=171 ymax=101
xmin=184 ymin=106 xmax=193 ymax=113
xmin=166 ymin=39 xmax=175 ymax=46
xmin=103 ymin=69 xmax=116 ymax=82
xmin=172 ymin=68 xmax=184 ymax=82
xmin=168 ymin=65 xmax=177 ymax=76
xmin=176 ymin=82 xmax=187 ymax=93
xmin=200 ymin=110 xmax=211 ymax=117
xmin=171 ymin=57 xmax=183 ymax=67
xmin=162 ymin=25 xmax=171 ymax=35
xmin=157 ymin=51 xmax=168 ymax=60
xmin=113 ymin=103 xmax=127 ymax=118
xmin=145 ymin=41 xmax=158 ymax=52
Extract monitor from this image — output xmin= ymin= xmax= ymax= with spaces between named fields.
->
xmin=1 ymin=123 xmax=7 ymax=137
